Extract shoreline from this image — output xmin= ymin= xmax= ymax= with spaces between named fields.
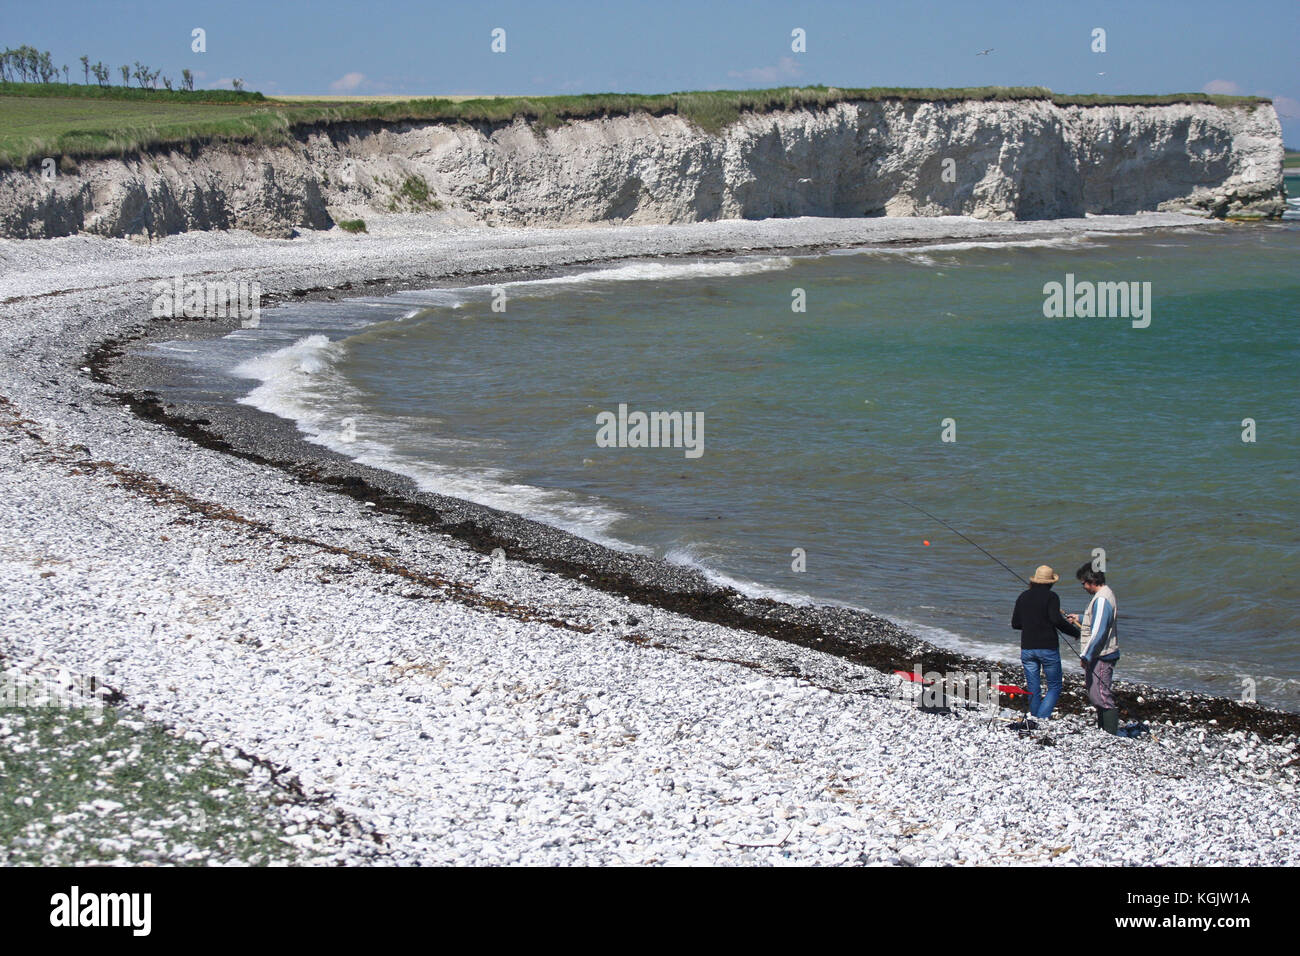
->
xmin=101 ymin=220 xmax=1300 ymax=734
xmin=3 ymin=212 xmax=1298 ymax=864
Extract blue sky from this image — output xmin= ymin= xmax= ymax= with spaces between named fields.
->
xmin=5 ymin=0 xmax=1298 ymax=142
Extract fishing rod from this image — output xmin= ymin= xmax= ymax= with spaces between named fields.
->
xmin=882 ymin=490 xmax=1083 ymax=657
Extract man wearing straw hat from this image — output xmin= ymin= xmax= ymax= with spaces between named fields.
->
xmin=1010 ymin=564 xmax=1081 ymax=724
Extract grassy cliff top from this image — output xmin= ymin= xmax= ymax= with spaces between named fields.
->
xmin=0 ymin=81 xmax=1273 ymax=168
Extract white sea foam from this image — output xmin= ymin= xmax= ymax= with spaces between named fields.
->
xmin=358 ymin=449 xmax=642 ymax=550
xmin=231 ymin=334 xmax=639 ymax=550
xmin=832 ymin=234 xmax=1103 ymax=260
xmin=232 ymin=333 xmax=345 ymax=427
xmin=382 ymin=256 xmax=795 ymax=309
xmin=506 ymin=256 xmax=794 ymax=288
xmin=664 ymin=547 xmax=818 ymax=607
xmin=896 ymin=618 xmax=1021 ymax=665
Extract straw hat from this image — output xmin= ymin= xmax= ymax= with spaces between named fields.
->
xmin=1030 ymin=565 xmax=1059 ymax=584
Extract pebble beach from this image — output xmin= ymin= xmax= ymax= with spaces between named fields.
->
xmin=2 ymin=213 xmax=1298 ymax=866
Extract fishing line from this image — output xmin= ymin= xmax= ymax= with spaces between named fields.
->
xmin=882 ymin=490 xmax=1083 ymax=657
xmin=883 ymin=491 xmax=1029 ymax=587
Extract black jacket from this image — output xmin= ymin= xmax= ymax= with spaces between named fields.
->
xmin=1011 ymin=583 xmax=1081 ymax=651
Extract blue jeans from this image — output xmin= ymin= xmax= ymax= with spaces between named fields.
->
xmin=1021 ymin=649 xmax=1063 ymax=720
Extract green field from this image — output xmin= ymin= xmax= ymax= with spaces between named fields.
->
xmin=0 ymin=93 xmax=301 ymax=169
xmin=0 ymin=81 xmax=1274 ymax=169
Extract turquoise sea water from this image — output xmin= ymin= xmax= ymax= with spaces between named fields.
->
xmin=155 ymin=224 xmax=1300 ymax=708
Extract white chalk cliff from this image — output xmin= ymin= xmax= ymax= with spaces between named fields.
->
xmin=0 ymin=98 xmax=1286 ymax=238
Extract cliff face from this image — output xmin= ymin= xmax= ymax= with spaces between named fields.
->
xmin=0 ymin=98 xmax=1285 ymax=239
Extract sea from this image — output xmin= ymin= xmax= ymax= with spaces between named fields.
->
xmin=147 ymin=220 xmax=1300 ymax=709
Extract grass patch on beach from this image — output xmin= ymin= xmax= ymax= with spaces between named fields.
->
xmin=0 ymin=698 xmax=316 ymax=866
xmin=0 ymin=81 xmax=1274 ymax=167
xmin=336 ymin=218 xmax=367 ymax=233
xmin=384 ymin=173 xmax=443 ymax=212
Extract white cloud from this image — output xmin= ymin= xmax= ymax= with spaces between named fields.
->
xmin=1202 ymin=79 xmax=1242 ymax=95
xmin=330 ymin=72 xmax=366 ymax=92
xmin=727 ymin=56 xmax=803 ymax=85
